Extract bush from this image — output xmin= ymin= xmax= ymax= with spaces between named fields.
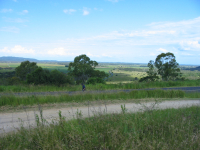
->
xmin=27 ymin=67 xmax=51 ymax=85
xmin=50 ymin=70 xmax=74 ymax=86
xmin=87 ymin=77 xmax=105 ymax=84
xmin=27 ymin=67 xmax=74 ymax=86
xmin=15 ymin=61 xmax=38 ymax=80
xmin=7 ymin=77 xmax=21 ymax=85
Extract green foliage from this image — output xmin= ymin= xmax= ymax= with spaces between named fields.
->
xmin=15 ymin=61 xmax=38 ymax=80
xmin=91 ymin=70 xmax=109 ymax=78
xmin=155 ymin=52 xmax=181 ymax=80
xmin=68 ymin=54 xmax=98 ymax=83
xmin=27 ymin=67 xmax=74 ymax=85
xmin=140 ymin=52 xmax=182 ymax=82
xmin=7 ymin=76 xmax=21 ymax=85
xmin=87 ymin=77 xmax=105 ymax=84
xmin=1 ymin=106 xmax=200 ymax=149
xmin=0 ymin=79 xmax=199 ymax=93
xmin=139 ymin=60 xmax=159 ymax=82
xmin=50 ymin=70 xmax=74 ymax=86
xmin=0 ymin=90 xmax=188 ymax=107
xmin=27 ymin=67 xmax=51 ymax=85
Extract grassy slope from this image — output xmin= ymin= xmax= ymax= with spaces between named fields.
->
xmin=1 ymin=106 xmax=199 ymax=149
xmin=1 ymin=90 xmax=200 ymax=107
xmin=0 ymin=79 xmax=200 ymax=93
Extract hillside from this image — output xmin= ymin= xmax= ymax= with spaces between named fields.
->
xmin=0 ymin=56 xmax=63 ymax=63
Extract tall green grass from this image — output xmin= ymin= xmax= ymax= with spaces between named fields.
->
xmin=0 ymin=79 xmax=200 ymax=93
xmin=1 ymin=106 xmax=200 ymax=149
xmin=0 ymin=90 xmax=198 ymax=107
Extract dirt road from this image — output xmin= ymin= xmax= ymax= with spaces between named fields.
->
xmin=0 ymin=99 xmax=199 ymax=134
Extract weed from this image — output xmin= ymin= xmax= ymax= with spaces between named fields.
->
xmin=121 ymin=104 xmax=127 ymax=114
xmin=0 ymin=90 xmax=189 ymax=107
xmin=1 ymin=106 xmax=200 ymax=149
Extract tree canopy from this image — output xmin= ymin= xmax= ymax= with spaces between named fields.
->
xmin=15 ymin=61 xmax=38 ymax=80
xmin=27 ymin=67 xmax=74 ymax=86
xmin=155 ymin=52 xmax=181 ymax=80
xmin=140 ymin=52 xmax=181 ymax=82
xmin=68 ymin=54 xmax=108 ymax=84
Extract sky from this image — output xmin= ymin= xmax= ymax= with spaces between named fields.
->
xmin=0 ymin=0 xmax=200 ymax=64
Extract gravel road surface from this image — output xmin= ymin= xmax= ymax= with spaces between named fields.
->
xmin=0 ymin=100 xmax=199 ymax=134
xmin=0 ymin=86 xmax=200 ymax=97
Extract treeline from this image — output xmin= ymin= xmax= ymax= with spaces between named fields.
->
xmin=0 ymin=54 xmax=109 ymax=86
xmin=17 ymin=61 xmax=75 ymax=85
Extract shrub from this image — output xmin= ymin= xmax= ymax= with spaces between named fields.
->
xmin=50 ymin=70 xmax=74 ymax=86
xmin=27 ymin=67 xmax=74 ymax=86
xmin=27 ymin=67 xmax=51 ymax=85
xmin=87 ymin=77 xmax=105 ymax=84
xmin=7 ymin=77 xmax=21 ymax=85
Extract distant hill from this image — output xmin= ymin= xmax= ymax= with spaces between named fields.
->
xmin=182 ymin=66 xmax=200 ymax=71
xmin=0 ymin=56 xmax=70 ymax=63
xmin=187 ymin=66 xmax=200 ymax=71
xmin=0 ymin=56 xmax=38 ymax=62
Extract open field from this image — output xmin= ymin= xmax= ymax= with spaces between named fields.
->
xmin=0 ymin=62 xmax=199 ymax=82
xmin=0 ymin=62 xmax=200 ymax=149
xmin=0 ymin=102 xmax=200 ymax=149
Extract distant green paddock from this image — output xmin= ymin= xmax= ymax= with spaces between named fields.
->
xmin=95 ymin=67 xmax=113 ymax=73
xmin=0 ymin=62 xmax=199 ymax=82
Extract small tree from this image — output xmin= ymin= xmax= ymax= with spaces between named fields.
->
xmin=27 ymin=68 xmax=74 ymax=86
xmin=140 ymin=52 xmax=181 ymax=82
xmin=68 ymin=54 xmax=98 ymax=84
xmin=15 ymin=61 xmax=38 ymax=80
xmin=139 ymin=60 xmax=159 ymax=82
xmin=155 ymin=52 xmax=181 ymax=80
xmin=27 ymin=67 xmax=50 ymax=84
xmin=50 ymin=70 xmax=74 ymax=86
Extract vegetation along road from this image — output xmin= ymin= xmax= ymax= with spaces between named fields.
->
xmin=0 ymin=86 xmax=200 ymax=97
xmin=0 ymin=100 xmax=199 ymax=134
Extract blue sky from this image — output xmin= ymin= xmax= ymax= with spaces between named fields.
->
xmin=0 ymin=0 xmax=200 ymax=64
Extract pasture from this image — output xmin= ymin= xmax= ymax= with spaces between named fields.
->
xmin=0 ymin=62 xmax=200 ymax=149
xmin=0 ymin=62 xmax=199 ymax=83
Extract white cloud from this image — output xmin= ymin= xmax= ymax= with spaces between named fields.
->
xmin=1 ymin=9 xmax=13 ymax=13
xmin=0 ymin=47 xmax=9 ymax=52
xmin=13 ymin=0 xmax=17 ymax=2
xmin=157 ymin=48 xmax=168 ymax=53
xmin=0 ymin=45 xmax=35 ymax=54
xmin=63 ymin=9 xmax=76 ymax=14
xmin=181 ymin=52 xmax=193 ymax=56
xmin=47 ymin=47 xmax=76 ymax=56
xmin=83 ymin=8 xmax=90 ymax=16
xmin=149 ymin=48 xmax=170 ymax=56
xmin=0 ymin=26 xmax=19 ymax=33
xmin=86 ymin=52 xmax=100 ymax=57
xmin=102 ymin=53 xmax=112 ymax=57
xmin=180 ymin=41 xmax=200 ymax=51
xmin=77 ymin=16 xmax=200 ymax=51
xmin=148 ymin=17 xmax=200 ymax=29
xmin=48 ymin=47 xmax=67 ymax=55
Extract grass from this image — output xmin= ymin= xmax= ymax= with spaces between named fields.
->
xmin=0 ymin=79 xmax=200 ymax=93
xmin=0 ymin=62 xmax=199 ymax=81
xmin=1 ymin=105 xmax=199 ymax=149
xmin=1 ymin=89 xmax=200 ymax=107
